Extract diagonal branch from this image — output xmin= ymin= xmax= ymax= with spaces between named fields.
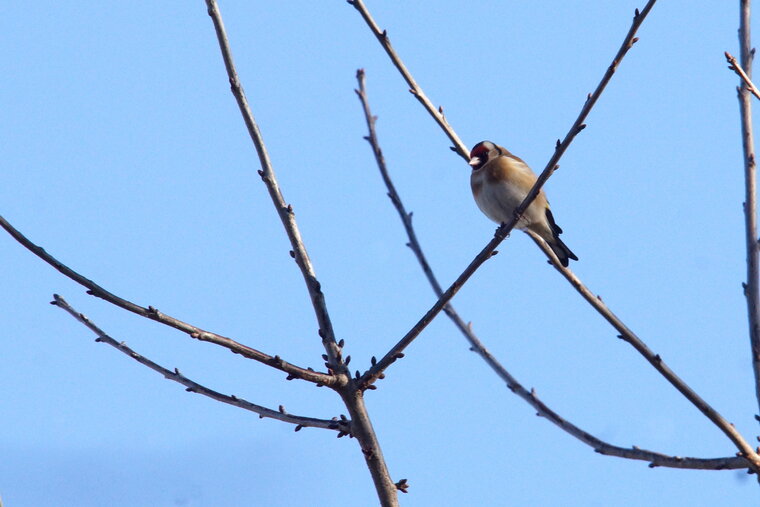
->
xmin=347 ymin=0 xmax=469 ymax=160
xmin=52 ymin=294 xmax=348 ymax=433
xmin=352 ymin=0 xmax=760 ymax=474
xmin=204 ymin=0 xmax=343 ymax=371
xmin=356 ymin=69 xmax=748 ymax=472
xmin=204 ymin=3 xmax=397 ymax=503
xmin=735 ymin=0 xmax=760 ymax=421
xmin=357 ymin=2 xmax=658 ymax=388
xmin=0 ymin=215 xmax=335 ymax=386
xmin=355 ymin=68 xmax=447 ymax=299
xmin=726 ymin=51 xmax=760 ymax=100
xmin=527 ymin=233 xmax=760 ymax=472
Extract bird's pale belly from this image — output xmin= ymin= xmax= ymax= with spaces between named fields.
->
xmin=474 ymin=180 xmax=535 ymax=228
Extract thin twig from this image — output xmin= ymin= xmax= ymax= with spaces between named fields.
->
xmin=358 ymin=2 xmax=658 ymax=389
xmin=347 ymin=0 xmax=469 ymax=161
xmin=51 ymin=294 xmax=347 ymax=433
xmin=204 ymin=2 xmax=397 ymax=504
xmin=726 ymin=51 xmax=760 ymax=100
xmin=527 ymin=233 xmax=760 ymax=472
xmin=0 ymin=215 xmax=334 ymax=386
xmin=736 ymin=0 xmax=760 ymax=423
xmin=204 ymin=0 xmax=342 ymax=371
xmin=354 ymin=69 xmax=445 ymax=297
xmin=355 ymin=69 xmax=748 ymax=472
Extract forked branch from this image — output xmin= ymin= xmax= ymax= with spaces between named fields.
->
xmin=356 ymin=69 xmax=749 ymax=472
xmin=0 ymin=215 xmax=334 ymax=386
xmin=52 ymin=295 xmax=348 ymax=433
xmin=357 ymin=1 xmax=659 ymax=388
xmin=204 ymin=2 xmax=397 ymax=503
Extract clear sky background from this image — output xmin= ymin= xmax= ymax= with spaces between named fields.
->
xmin=2 ymin=1 xmax=759 ymax=505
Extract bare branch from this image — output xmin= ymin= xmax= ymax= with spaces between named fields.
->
xmin=204 ymin=0 xmax=343 ymax=370
xmin=51 ymin=295 xmax=347 ymax=432
xmin=204 ymin=3 xmax=397 ymax=503
xmin=358 ymin=1 xmax=658 ymax=388
xmin=354 ymin=69 xmax=445 ymax=297
xmin=527 ymin=233 xmax=760 ymax=472
xmin=726 ymin=51 xmax=760 ymax=99
xmin=0 ymin=215 xmax=335 ymax=386
xmin=347 ymin=0 xmax=469 ymax=160
xmin=735 ymin=0 xmax=760 ymax=423
xmin=356 ymin=69 xmax=748 ymax=472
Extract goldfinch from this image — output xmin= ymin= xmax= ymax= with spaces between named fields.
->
xmin=469 ymin=140 xmax=578 ymax=267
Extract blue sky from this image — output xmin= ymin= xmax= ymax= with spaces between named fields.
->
xmin=2 ymin=1 xmax=759 ymax=505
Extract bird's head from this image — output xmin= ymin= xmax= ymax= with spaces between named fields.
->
xmin=468 ymin=141 xmax=501 ymax=171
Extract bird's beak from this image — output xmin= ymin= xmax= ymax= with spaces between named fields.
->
xmin=468 ymin=157 xmax=481 ymax=167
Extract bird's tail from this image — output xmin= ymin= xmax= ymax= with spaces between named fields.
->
xmin=532 ymin=209 xmax=578 ymax=268
xmin=547 ymin=235 xmax=578 ymax=268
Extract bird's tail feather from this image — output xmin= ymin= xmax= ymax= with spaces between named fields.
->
xmin=544 ymin=208 xmax=578 ymax=267
xmin=525 ymin=213 xmax=578 ymax=268
xmin=548 ymin=236 xmax=578 ymax=268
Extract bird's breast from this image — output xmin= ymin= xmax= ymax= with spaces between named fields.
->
xmin=471 ymin=169 xmax=528 ymax=225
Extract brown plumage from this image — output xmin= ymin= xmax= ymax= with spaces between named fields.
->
xmin=469 ymin=141 xmax=578 ymax=267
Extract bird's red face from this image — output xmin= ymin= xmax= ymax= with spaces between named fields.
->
xmin=469 ymin=141 xmax=496 ymax=171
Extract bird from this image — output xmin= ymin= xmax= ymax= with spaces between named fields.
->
xmin=469 ymin=140 xmax=578 ymax=267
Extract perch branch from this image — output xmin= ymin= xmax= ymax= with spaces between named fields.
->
xmin=0 ymin=215 xmax=334 ymax=386
xmin=347 ymin=0 xmax=469 ymax=160
xmin=204 ymin=0 xmax=343 ymax=370
xmin=51 ymin=295 xmax=347 ymax=432
xmin=356 ymin=69 xmax=748 ymax=471
xmin=527 ymin=233 xmax=760 ymax=472
xmin=735 ymin=0 xmax=760 ymax=420
xmin=358 ymin=1 xmax=658 ymax=388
